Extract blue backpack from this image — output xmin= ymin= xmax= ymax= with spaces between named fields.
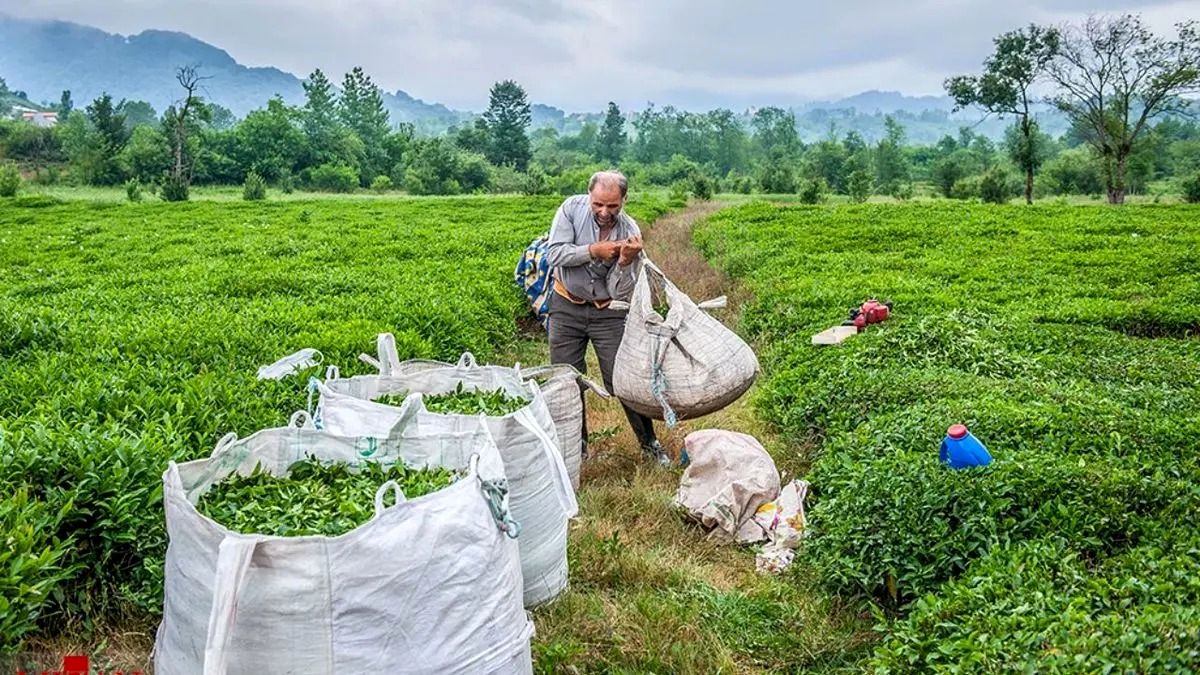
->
xmin=514 ymin=234 xmax=554 ymax=330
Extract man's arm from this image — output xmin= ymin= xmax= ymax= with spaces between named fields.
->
xmin=546 ymin=202 xmax=591 ymax=268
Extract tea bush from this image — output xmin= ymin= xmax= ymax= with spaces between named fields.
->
xmin=0 ymin=193 xmax=670 ymax=649
xmin=696 ymin=202 xmax=1200 ymax=667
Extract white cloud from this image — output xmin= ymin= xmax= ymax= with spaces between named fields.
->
xmin=3 ymin=0 xmax=1197 ymax=110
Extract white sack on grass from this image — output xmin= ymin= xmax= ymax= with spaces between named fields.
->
xmin=613 ymin=259 xmax=759 ymax=425
xmin=315 ymin=352 xmax=577 ymax=607
xmin=673 ymin=429 xmax=781 ymax=544
xmin=155 ymin=402 xmax=532 ymax=675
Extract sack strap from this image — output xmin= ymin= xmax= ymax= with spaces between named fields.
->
xmin=521 ymin=364 xmax=612 ymax=399
xmin=513 ymin=407 xmax=579 ymax=517
xmin=204 ymin=536 xmax=261 ymax=675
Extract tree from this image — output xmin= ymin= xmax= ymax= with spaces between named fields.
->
xmin=847 ymin=168 xmax=872 ymax=203
xmin=235 ymin=97 xmax=305 ymax=180
xmin=58 ymin=90 xmax=73 ymax=118
xmin=82 ymin=93 xmax=129 ymax=184
xmin=1003 ymin=121 xmax=1052 ymax=197
xmin=946 ymin=24 xmax=1060 ymax=203
xmin=301 ymin=68 xmax=348 ymax=167
xmin=874 ymin=115 xmax=910 ymax=194
xmin=116 ymin=100 xmax=159 ymax=130
xmin=482 ymin=80 xmax=532 ymax=170
xmin=340 ymin=67 xmax=391 ymax=183
xmin=1047 ymin=15 xmax=1200 ymax=204
xmin=208 ymin=104 xmax=237 ymax=131
xmin=597 ymin=102 xmax=627 ymax=164
xmin=453 ymin=119 xmax=492 ymax=155
xmin=120 ymin=125 xmax=171 ymax=183
xmin=707 ymin=108 xmax=749 ymax=175
xmin=752 ymin=106 xmax=801 ymax=160
xmin=757 ymin=155 xmax=797 ymax=193
xmin=806 ymin=127 xmax=849 ymax=193
xmin=164 ymin=65 xmax=212 ymax=200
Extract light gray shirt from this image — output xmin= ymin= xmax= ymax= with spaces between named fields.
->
xmin=546 ymin=194 xmax=642 ymax=303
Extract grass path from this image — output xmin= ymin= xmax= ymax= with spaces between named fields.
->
xmin=512 ymin=201 xmax=876 ymax=674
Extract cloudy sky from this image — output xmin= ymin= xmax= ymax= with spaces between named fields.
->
xmin=3 ymin=0 xmax=1197 ymax=110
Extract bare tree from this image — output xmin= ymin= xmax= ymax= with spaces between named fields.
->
xmin=168 ymin=65 xmax=211 ymax=183
xmin=1048 ymin=15 xmax=1200 ymax=204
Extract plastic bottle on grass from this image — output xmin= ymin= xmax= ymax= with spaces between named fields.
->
xmin=939 ymin=424 xmax=992 ymax=469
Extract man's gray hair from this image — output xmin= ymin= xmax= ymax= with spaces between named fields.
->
xmin=588 ymin=170 xmax=628 ymax=197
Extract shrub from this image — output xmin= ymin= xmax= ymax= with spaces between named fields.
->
xmin=979 ymin=167 xmax=1012 ymax=204
xmin=124 ymin=178 xmax=142 ymax=203
xmin=668 ymin=181 xmax=690 ymax=207
xmin=159 ymin=174 xmax=189 ymax=202
xmin=243 ymin=171 xmax=267 ymax=201
xmin=522 ymin=167 xmax=552 ymax=196
xmin=277 ymin=169 xmax=295 ymax=194
xmin=309 ymin=162 xmax=358 ymax=193
xmin=950 ymin=175 xmax=981 ymax=200
xmin=805 ymin=448 xmax=1169 ymax=605
xmin=370 ymin=174 xmax=393 ymax=193
xmin=847 ymin=169 xmax=872 ymax=203
xmin=798 ymin=177 xmax=826 ymax=204
xmin=724 ymin=172 xmax=754 ymax=194
xmin=0 ymin=161 xmax=21 ymax=198
xmin=1181 ymin=172 xmax=1200 ymax=204
xmin=758 ymin=159 xmax=797 ymax=194
xmin=690 ymin=173 xmax=714 ymax=201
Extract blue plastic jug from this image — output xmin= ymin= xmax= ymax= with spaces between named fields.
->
xmin=939 ymin=424 xmax=992 ymax=469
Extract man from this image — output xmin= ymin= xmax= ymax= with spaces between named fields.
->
xmin=546 ymin=170 xmax=670 ymax=465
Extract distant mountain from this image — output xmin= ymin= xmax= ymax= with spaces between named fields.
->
xmin=0 ymin=14 xmax=468 ymax=128
xmin=811 ymin=90 xmax=956 ymax=114
xmin=0 ymin=13 xmax=1068 ymax=142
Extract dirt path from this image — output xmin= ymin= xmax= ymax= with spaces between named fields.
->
xmin=524 ymin=200 xmax=875 ymax=673
xmin=576 ymin=199 xmax=784 ymax=476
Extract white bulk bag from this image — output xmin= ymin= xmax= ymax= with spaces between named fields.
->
xmin=518 ymin=363 xmax=609 ymax=491
xmin=357 ymin=334 xmax=607 ymax=490
xmin=613 ymin=259 xmax=759 ymax=424
xmin=314 ymin=354 xmax=577 ymax=607
xmin=154 ymin=403 xmax=533 ymax=675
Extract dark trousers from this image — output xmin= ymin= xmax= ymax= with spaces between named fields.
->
xmin=548 ymin=292 xmax=657 ymax=448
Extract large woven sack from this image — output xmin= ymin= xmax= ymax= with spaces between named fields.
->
xmin=614 ymin=259 xmax=759 ymax=424
xmin=314 ymin=354 xmax=577 ymax=607
xmin=155 ymin=403 xmax=532 ymax=675
xmin=519 ymin=363 xmax=610 ymax=491
xmin=673 ymin=429 xmax=781 ymax=544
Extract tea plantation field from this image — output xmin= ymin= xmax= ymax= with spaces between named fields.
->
xmin=696 ymin=202 xmax=1200 ymax=671
xmin=0 ymin=193 xmax=670 ymax=649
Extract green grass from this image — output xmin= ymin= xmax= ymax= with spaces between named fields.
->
xmin=696 ymin=202 xmax=1200 ymax=671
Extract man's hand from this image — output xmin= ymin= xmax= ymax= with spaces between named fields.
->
xmin=589 ymin=239 xmax=623 ymax=261
xmin=619 ymin=235 xmax=643 ymax=266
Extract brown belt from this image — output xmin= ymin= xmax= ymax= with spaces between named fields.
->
xmin=554 ymin=277 xmax=612 ymax=310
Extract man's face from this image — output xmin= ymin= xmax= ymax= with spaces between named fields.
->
xmin=589 ymin=184 xmax=624 ymax=227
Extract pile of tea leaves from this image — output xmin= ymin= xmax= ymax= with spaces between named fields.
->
xmin=375 ymin=382 xmax=526 ymax=416
xmin=197 ymin=457 xmax=457 ymax=537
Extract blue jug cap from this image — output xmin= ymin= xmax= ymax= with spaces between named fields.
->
xmin=948 ymin=424 xmax=968 ymax=439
